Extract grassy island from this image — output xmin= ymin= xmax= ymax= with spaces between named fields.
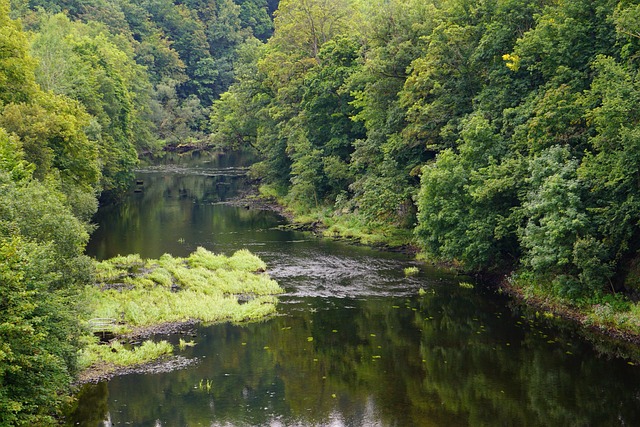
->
xmin=78 ymin=248 xmax=282 ymax=377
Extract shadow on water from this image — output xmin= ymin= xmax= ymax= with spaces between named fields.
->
xmin=73 ymin=152 xmax=640 ymax=426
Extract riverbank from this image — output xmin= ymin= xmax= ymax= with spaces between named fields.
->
xmin=229 ymin=184 xmax=418 ymax=253
xmin=75 ymin=319 xmax=201 ymax=384
xmin=231 ymin=184 xmax=640 ymax=357
xmin=499 ymin=277 xmax=640 ymax=355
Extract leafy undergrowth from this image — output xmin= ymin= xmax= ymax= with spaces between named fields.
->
xmin=289 ymin=207 xmax=415 ymax=249
xmin=254 ymin=184 xmax=415 ymax=249
xmin=504 ymin=273 xmax=640 ymax=342
xmin=322 ymin=215 xmax=414 ymax=248
xmin=79 ymin=248 xmax=282 ymax=376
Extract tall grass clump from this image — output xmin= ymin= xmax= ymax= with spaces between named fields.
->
xmin=79 ymin=339 xmax=173 ymax=370
xmin=187 ymin=247 xmax=267 ymax=272
xmin=86 ymin=247 xmax=282 ymax=335
xmin=81 ymin=247 xmax=282 ymax=376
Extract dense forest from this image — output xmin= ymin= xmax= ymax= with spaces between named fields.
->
xmin=0 ymin=0 xmax=276 ymax=424
xmin=212 ymin=0 xmax=640 ymax=302
xmin=3 ymin=0 xmax=640 ymax=424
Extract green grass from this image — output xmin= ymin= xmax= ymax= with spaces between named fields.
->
xmin=81 ymin=247 xmax=283 ymax=374
xmin=290 ymin=208 xmax=415 ymax=248
xmin=78 ymin=340 xmax=173 ymax=370
xmin=88 ymin=248 xmax=282 ymax=330
xmin=323 ymin=214 xmax=413 ymax=247
xmin=254 ymin=185 xmax=416 ymax=249
xmin=507 ymin=272 xmax=640 ymax=338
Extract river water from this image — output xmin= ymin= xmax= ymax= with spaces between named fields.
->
xmin=72 ymin=151 xmax=640 ymax=426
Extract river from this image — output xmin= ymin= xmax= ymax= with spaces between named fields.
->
xmin=71 ymin=151 xmax=640 ymax=426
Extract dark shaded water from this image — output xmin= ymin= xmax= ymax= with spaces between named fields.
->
xmin=74 ymin=152 xmax=640 ymax=426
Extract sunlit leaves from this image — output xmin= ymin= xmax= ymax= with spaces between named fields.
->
xmin=0 ymin=0 xmax=38 ymax=106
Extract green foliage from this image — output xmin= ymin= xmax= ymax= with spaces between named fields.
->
xmin=0 ymin=169 xmax=91 ymax=425
xmin=188 ymin=247 xmax=267 ymax=272
xmin=415 ymin=114 xmax=519 ymax=270
xmin=404 ymin=266 xmax=419 ymax=277
xmin=80 ymin=248 xmax=281 ymax=380
xmin=89 ymin=248 xmax=282 ymax=329
xmin=518 ymin=146 xmax=594 ymax=297
xmin=8 ymin=0 xmax=640 ymax=417
xmin=0 ymin=237 xmax=69 ymax=426
xmin=0 ymin=0 xmax=281 ymax=424
xmin=78 ymin=340 xmax=174 ymax=370
xmin=29 ymin=13 xmax=151 ymax=195
xmin=272 ymin=0 xmax=358 ymax=59
xmin=0 ymin=0 xmax=38 ymax=106
xmin=0 ymin=7 xmax=99 ymax=424
xmin=236 ymin=0 xmax=274 ymax=41
xmin=211 ymin=0 xmax=640 ymax=303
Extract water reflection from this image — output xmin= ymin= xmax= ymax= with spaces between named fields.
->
xmin=87 ymin=151 xmax=287 ymax=260
xmin=75 ymin=290 xmax=640 ymax=426
xmin=76 ymin=152 xmax=640 ymax=426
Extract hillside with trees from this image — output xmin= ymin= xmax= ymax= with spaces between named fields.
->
xmin=0 ymin=0 xmax=276 ymax=424
xmin=212 ymin=0 xmax=640 ymax=306
xmin=4 ymin=0 xmax=640 ymax=424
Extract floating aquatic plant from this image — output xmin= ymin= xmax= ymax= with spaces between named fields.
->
xmin=458 ymin=281 xmax=475 ymax=289
xmin=404 ymin=266 xmax=419 ymax=277
xmin=179 ymin=339 xmax=196 ymax=350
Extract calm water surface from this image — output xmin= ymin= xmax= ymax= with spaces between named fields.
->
xmin=74 ymin=152 xmax=640 ymax=426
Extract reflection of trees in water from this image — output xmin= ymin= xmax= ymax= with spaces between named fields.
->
xmin=65 ymin=382 xmax=109 ymax=426
xmin=87 ymin=154 xmax=283 ymax=260
xmin=73 ymin=290 xmax=640 ymax=426
xmin=81 ymin=153 xmax=640 ymax=426
xmin=416 ymin=289 xmax=640 ymax=426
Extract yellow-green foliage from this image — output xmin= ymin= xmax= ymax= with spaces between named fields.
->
xmin=188 ymin=247 xmax=267 ymax=272
xmin=81 ymin=248 xmax=281 ymax=374
xmin=79 ymin=340 xmax=173 ymax=369
xmin=146 ymin=267 xmax=174 ymax=287
xmin=95 ymin=253 xmax=147 ymax=283
xmin=404 ymin=266 xmax=419 ymax=276
xmin=459 ymin=281 xmax=475 ymax=289
xmin=322 ymin=213 xmax=414 ymax=247
xmin=88 ymin=247 xmax=282 ymax=331
xmin=178 ymin=338 xmax=196 ymax=350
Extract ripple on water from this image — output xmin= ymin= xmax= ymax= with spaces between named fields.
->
xmin=136 ymin=165 xmax=250 ymax=177
xmin=262 ymin=250 xmax=424 ymax=299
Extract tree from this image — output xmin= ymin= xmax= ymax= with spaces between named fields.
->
xmin=236 ymin=0 xmax=274 ymax=41
xmin=29 ymin=14 xmax=158 ymax=195
xmin=272 ymin=0 xmax=357 ymax=60
xmin=415 ymin=113 xmax=520 ymax=270
xmin=0 ymin=0 xmax=38 ymax=106
xmin=0 ymin=130 xmax=90 ymax=426
xmin=0 ymin=92 xmax=101 ymax=219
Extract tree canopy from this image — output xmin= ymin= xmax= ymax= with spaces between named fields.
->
xmin=0 ymin=0 xmax=277 ymax=424
xmin=6 ymin=0 xmax=640 ymax=423
xmin=211 ymin=0 xmax=640 ymax=302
